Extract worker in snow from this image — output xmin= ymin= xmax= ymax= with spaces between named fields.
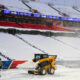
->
xmin=0 ymin=58 xmax=2 ymax=69
xmin=0 ymin=58 xmax=3 ymax=77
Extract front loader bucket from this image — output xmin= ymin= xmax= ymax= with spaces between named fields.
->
xmin=28 ymin=70 xmax=39 ymax=75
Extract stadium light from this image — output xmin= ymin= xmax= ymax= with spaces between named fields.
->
xmin=67 ymin=18 xmax=73 ymax=21
xmin=53 ymin=16 xmax=56 ymax=19
xmin=4 ymin=9 xmax=10 ymax=14
xmin=41 ymin=15 xmax=46 ymax=18
xmin=34 ymin=13 xmax=40 ymax=17
xmin=24 ymin=13 xmax=28 ymax=16
xmin=49 ymin=16 xmax=53 ymax=18
xmin=10 ymin=11 xmax=17 ymax=15
xmin=28 ymin=13 xmax=31 ymax=16
xmin=17 ymin=12 xmax=20 ymax=15
xmin=47 ymin=15 xmax=50 ymax=18
xmin=61 ymin=17 xmax=67 ymax=20
xmin=20 ymin=12 xmax=24 ymax=15
xmin=72 ymin=18 xmax=80 ymax=21
xmin=56 ymin=16 xmax=59 ymax=20
xmin=78 ymin=18 xmax=80 ymax=21
xmin=47 ymin=15 xmax=53 ymax=19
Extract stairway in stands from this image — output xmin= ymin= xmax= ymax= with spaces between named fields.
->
xmin=72 ymin=6 xmax=80 ymax=13
xmin=48 ymin=3 xmax=69 ymax=17
xmin=21 ymin=0 xmax=40 ymax=14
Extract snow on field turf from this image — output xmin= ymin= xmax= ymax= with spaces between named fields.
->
xmin=0 ymin=65 xmax=80 ymax=80
xmin=0 ymin=33 xmax=80 ymax=80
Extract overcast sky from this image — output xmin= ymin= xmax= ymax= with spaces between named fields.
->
xmin=40 ymin=0 xmax=80 ymax=7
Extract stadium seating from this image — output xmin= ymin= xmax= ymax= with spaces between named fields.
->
xmin=0 ymin=0 xmax=30 ymax=12
xmin=0 ymin=0 xmax=80 ymax=18
xmin=52 ymin=4 xmax=80 ymax=18
xmin=25 ymin=1 xmax=61 ymax=16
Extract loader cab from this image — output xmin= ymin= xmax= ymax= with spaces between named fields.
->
xmin=33 ymin=54 xmax=48 ymax=62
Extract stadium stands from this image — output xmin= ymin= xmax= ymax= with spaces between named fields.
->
xmin=0 ymin=0 xmax=80 ymax=31
xmin=25 ymin=1 xmax=61 ymax=16
xmin=52 ymin=4 xmax=80 ymax=18
xmin=72 ymin=6 xmax=80 ymax=13
xmin=0 ymin=0 xmax=80 ymax=18
xmin=0 ymin=0 xmax=30 ymax=12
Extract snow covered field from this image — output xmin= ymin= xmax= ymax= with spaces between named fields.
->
xmin=0 ymin=32 xmax=80 ymax=80
xmin=0 ymin=65 xmax=80 ymax=80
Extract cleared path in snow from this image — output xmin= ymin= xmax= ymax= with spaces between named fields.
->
xmin=1 ymin=65 xmax=80 ymax=80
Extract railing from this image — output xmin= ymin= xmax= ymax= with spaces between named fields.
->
xmin=0 ymin=52 xmax=12 ymax=60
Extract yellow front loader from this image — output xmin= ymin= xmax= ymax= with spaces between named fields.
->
xmin=28 ymin=54 xmax=57 ymax=75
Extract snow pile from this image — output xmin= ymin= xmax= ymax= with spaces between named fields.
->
xmin=1 ymin=65 xmax=80 ymax=80
xmin=17 ymin=60 xmax=37 ymax=69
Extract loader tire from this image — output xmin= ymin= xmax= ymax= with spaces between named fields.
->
xmin=48 ymin=67 xmax=55 ymax=74
xmin=39 ymin=67 xmax=47 ymax=75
